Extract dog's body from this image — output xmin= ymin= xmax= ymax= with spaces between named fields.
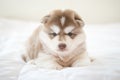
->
xmin=22 ymin=9 xmax=91 ymax=69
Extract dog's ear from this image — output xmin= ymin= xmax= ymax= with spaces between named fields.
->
xmin=74 ymin=12 xmax=84 ymax=27
xmin=41 ymin=15 xmax=50 ymax=24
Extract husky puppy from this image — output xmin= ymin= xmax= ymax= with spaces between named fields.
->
xmin=22 ymin=9 xmax=91 ymax=70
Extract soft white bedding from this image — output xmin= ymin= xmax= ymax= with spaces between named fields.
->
xmin=0 ymin=18 xmax=120 ymax=80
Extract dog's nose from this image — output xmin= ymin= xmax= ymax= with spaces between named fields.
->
xmin=58 ymin=43 xmax=66 ymax=50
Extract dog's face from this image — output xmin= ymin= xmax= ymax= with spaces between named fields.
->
xmin=39 ymin=10 xmax=85 ymax=56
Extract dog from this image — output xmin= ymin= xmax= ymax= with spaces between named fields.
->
xmin=22 ymin=9 xmax=91 ymax=70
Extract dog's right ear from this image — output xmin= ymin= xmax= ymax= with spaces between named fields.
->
xmin=41 ymin=15 xmax=50 ymax=24
xmin=74 ymin=12 xmax=84 ymax=27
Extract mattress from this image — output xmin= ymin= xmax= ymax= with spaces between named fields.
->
xmin=0 ymin=18 xmax=120 ymax=80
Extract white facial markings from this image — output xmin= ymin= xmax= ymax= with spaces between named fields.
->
xmin=51 ymin=25 xmax=60 ymax=34
xmin=64 ymin=26 xmax=74 ymax=33
xmin=60 ymin=16 xmax=66 ymax=26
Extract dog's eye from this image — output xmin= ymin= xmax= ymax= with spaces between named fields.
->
xmin=52 ymin=33 xmax=57 ymax=36
xmin=67 ymin=32 xmax=73 ymax=36
xmin=50 ymin=33 xmax=57 ymax=37
xmin=67 ymin=32 xmax=76 ymax=38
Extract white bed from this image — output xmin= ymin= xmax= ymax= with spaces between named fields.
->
xmin=0 ymin=18 xmax=120 ymax=80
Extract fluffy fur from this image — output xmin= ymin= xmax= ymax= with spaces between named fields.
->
xmin=22 ymin=9 xmax=91 ymax=70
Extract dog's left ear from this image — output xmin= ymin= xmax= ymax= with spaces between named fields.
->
xmin=41 ymin=15 xmax=50 ymax=24
xmin=74 ymin=12 xmax=84 ymax=27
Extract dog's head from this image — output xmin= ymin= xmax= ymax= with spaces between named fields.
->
xmin=39 ymin=9 xmax=85 ymax=56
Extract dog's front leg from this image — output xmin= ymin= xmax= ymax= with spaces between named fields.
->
xmin=28 ymin=53 xmax=63 ymax=70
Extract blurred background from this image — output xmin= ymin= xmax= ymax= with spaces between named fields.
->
xmin=0 ymin=0 xmax=120 ymax=24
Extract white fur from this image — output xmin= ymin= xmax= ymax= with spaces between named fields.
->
xmin=39 ymin=26 xmax=85 ymax=58
xmin=60 ymin=16 xmax=66 ymax=26
xmin=64 ymin=26 xmax=74 ymax=33
xmin=39 ymin=30 xmax=60 ymax=56
xmin=51 ymin=25 xmax=60 ymax=34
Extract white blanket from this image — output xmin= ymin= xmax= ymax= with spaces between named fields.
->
xmin=0 ymin=18 xmax=120 ymax=80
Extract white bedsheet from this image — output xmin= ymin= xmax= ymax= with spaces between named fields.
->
xmin=0 ymin=18 xmax=120 ymax=80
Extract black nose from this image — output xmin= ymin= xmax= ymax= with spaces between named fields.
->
xmin=58 ymin=43 xmax=66 ymax=50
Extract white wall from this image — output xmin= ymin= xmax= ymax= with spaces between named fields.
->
xmin=0 ymin=0 xmax=120 ymax=24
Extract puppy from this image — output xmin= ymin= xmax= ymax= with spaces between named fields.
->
xmin=22 ymin=9 xmax=91 ymax=70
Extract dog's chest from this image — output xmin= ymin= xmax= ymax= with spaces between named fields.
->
xmin=55 ymin=54 xmax=77 ymax=67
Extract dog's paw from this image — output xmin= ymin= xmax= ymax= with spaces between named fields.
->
xmin=47 ymin=64 xmax=63 ymax=70
xmin=72 ymin=58 xmax=91 ymax=67
xmin=27 ymin=60 xmax=36 ymax=65
xmin=36 ymin=63 xmax=63 ymax=70
xmin=27 ymin=59 xmax=63 ymax=70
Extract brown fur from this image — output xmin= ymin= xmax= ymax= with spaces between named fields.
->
xmin=42 ymin=9 xmax=84 ymax=29
xmin=42 ymin=9 xmax=84 ymax=41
